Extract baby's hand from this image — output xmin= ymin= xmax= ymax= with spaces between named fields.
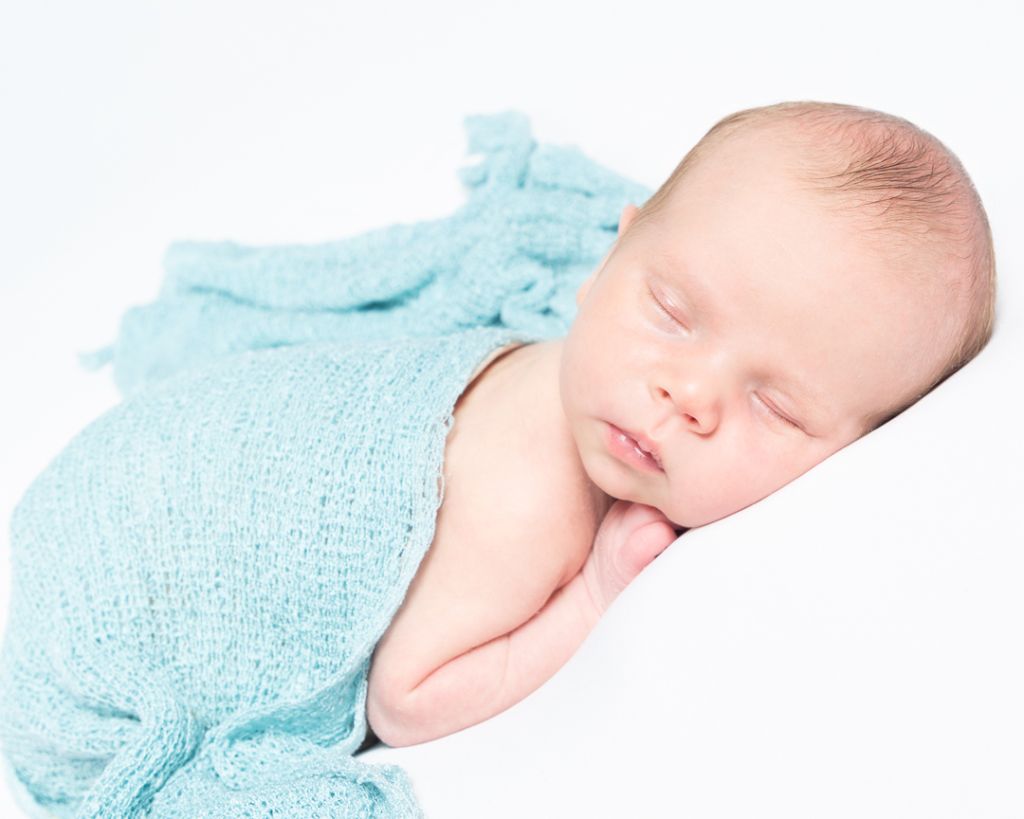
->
xmin=580 ymin=500 xmax=681 ymax=619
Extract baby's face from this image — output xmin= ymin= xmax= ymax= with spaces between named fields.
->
xmin=560 ymin=129 xmax=946 ymax=529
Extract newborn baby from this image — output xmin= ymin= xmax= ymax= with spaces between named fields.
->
xmin=365 ymin=101 xmax=996 ymax=748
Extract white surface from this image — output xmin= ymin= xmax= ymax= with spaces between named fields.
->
xmin=1 ymin=1 xmax=1022 ymax=817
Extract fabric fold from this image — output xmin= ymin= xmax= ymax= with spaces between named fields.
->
xmin=76 ymin=109 xmax=651 ymax=400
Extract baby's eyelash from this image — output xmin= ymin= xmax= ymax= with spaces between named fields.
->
xmin=758 ymin=395 xmax=800 ymax=429
xmin=648 ymin=287 xmax=685 ymax=327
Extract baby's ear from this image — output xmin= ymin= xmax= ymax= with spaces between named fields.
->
xmin=576 ymin=269 xmax=597 ymax=307
xmin=619 ymin=203 xmax=639 ymax=236
xmin=579 ymin=204 xmax=641 ymax=307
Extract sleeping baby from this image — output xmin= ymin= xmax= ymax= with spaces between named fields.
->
xmin=0 ymin=101 xmax=997 ymax=816
xmin=365 ymin=100 xmax=996 ymax=749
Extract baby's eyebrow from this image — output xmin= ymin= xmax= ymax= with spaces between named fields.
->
xmin=653 ymin=250 xmax=832 ymax=430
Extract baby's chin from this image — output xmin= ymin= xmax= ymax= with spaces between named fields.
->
xmin=587 ymin=462 xmax=694 ymax=530
xmin=581 ymin=454 xmax=666 ymax=520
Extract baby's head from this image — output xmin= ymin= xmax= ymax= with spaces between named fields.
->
xmin=560 ymin=100 xmax=997 ymax=530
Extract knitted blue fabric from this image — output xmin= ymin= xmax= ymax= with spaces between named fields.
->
xmin=0 ymin=110 xmax=653 ymax=818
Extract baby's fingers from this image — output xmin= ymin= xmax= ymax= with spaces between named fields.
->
xmin=613 ymin=515 xmax=679 ymax=581
xmin=585 ymin=501 xmax=683 ymax=616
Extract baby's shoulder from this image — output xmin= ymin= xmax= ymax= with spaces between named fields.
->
xmin=369 ymin=373 xmax=587 ymax=701
xmin=446 ymin=340 xmax=595 ymax=588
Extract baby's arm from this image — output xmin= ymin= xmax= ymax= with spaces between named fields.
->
xmin=366 ymin=506 xmax=572 ymax=748
xmin=366 ymin=501 xmax=678 ymax=747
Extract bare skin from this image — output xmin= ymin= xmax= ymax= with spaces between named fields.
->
xmin=562 ymin=128 xmax=954 ymax=530
xmin=366 ymin=125 xmax=952 ymax=746
xmin=366 ymin=332 xmax=678 ymax=747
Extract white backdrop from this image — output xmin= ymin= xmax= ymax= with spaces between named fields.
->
xmin=1 ymin=1 xmax=1022 ymax=816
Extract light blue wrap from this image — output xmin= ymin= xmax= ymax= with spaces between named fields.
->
xmin=0 ymin=110 xmax=652 ymax=817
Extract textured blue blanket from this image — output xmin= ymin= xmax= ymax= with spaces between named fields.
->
xmin=0 ymin=110 xmax=652 ymax=817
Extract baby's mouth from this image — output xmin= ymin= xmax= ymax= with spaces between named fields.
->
xmin=633 ymin=440 xmax=659 ymax=466
xmin=635 ymin=440 xmax=661 ymax=467
xmin=606 ymin=423 xmax=665 ymax=473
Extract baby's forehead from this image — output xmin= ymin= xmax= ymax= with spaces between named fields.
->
xmin=668 ymin=161 xmax=953 ymax=290
xmin=632 ymin=212 xmax=944 ymax=382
